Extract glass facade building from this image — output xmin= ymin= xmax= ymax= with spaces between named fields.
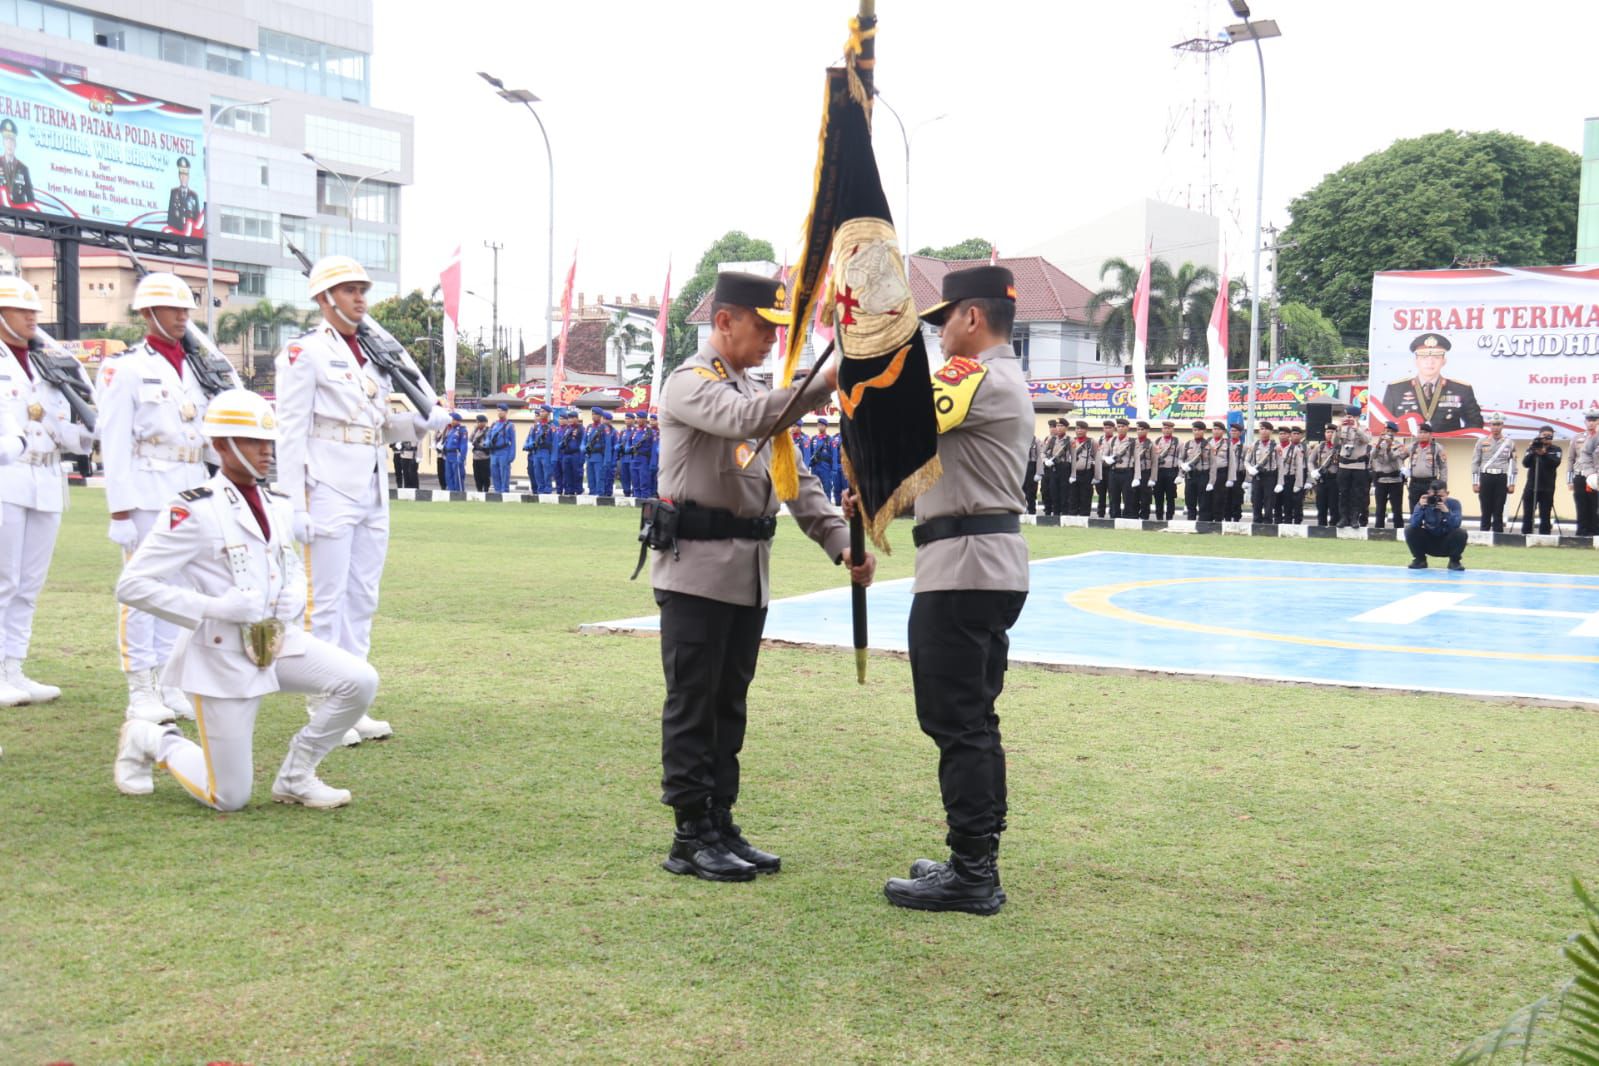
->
xmin=1579 ymin=118 xmax=1599 ymax=266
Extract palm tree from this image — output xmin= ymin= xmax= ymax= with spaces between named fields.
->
xmin=602 ymin=308 xmax=648 ymax=384
xmin=1169 ymin=261 xmax=1219 ymax=363
xmin=216 ymin=299 xmax=306 ymax=385
xmin=1086 ymin=257 xmax=1180 ymax=367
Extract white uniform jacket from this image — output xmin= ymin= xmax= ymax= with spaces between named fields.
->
xmin=0 ymin=346 xmax=93 ymax=512
xmin=96 ymin=341 xmax=234 ymax=513
xmin=115 ymin=473 xmax=309 ymax=699
xmin=273 ymin=321 xmax=438 ymax=507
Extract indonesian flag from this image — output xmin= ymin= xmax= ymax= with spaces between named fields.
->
xmin=649 ymin=260 xmax=671 ymax=412
xmin=1204 ymin=248 xmax=1230 ymax=421
xmin=553 ymin=245 xmax=577 ymax=402
xmin=439 ymin=245 xmax=462 ymax=408
xmin=1130 ymin=240 xmax=1152 ymax=420
xmin=989 ymin=244 xmax=999 ymax=266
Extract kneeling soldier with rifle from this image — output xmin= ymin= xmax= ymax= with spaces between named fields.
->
xmin=114 ymin=389 xmax=378 ymax=810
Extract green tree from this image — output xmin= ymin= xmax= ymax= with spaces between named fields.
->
xmin=86 ymin=321 xmax=145 ymax=346
xmin=1087 ymin=257 xmax=1221 ymax=368
xmin=664 ymin=230 xmax=776 ymax=374
xmin=912 ymin=237 xmax=995 ymax=260
xmin=1169 ymin=260 xmax=1219 ymax=362
xmin=368 ymin=288 xmax=482 ymax=394
xmin=1274 ymin=302 xmax=1344 ymax=367
xmin=215 ymin=299 xmax=305 ymax=386
xmin=1278 ymin=130 xmax=1580 ymax=340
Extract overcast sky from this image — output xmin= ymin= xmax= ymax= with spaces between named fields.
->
xmin=372 ymin=0 xmax=1599 ymax=347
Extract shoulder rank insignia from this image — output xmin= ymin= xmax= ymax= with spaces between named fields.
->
xmin=267 ymin=488 xmax=289 ymax=498
xmin=709 ymin=357 xmax=731 ymax=381
xmin=930 ymin=356 xmax=988 ymax=434
xmin=691 ymin=366 xmax=722 ymax=382
xmin=177 ymin=486 xmax=214 ymax=501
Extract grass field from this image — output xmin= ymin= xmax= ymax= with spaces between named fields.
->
xmin=4 ymin=489 xmax=1597 ymax=1064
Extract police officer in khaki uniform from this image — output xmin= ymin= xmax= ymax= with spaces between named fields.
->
xmin=1309 ymin=423 xmax=1340 ymax=526
xmin=1471 ymin=412 xmax=1516 ymax=532
xmin=882 ymin=266 xmax=1032 ymax=917
xmin=1180 ymin=420 xmax=1209 ymax=519
xmin=652 ymin=271 xmax=873 ymax=883
xmin=1404 ymin=422 xmax=1447 ymax=512
xmin=1129 ymin=420 xmax=1156 ymax=519
xmin=1105 ymin=418 xmax=1134 ymax=518
xmin=1245 ymin=420 xmax=1277 ymax=523
xmin=1093 ymin=419 xmax=1115 ymax=517
xmin=1065 ymin=419 xmax=1097 ymax=516
xmin=1370 ymin=420 xmax=1406 ymax=529
xmin=1333 ymin=406 xmax=1372 ymax=527
xmin=1152 ymin=419 xmax=1181 ymax=520
xmin=1571 ymin=410 xmax=1599 ymax=536
xmin=1204 ymin=421 xmax=1231 ymax=522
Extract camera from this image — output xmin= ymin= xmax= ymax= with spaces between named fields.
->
xmin=1339 ymin=443 xmax=1355 ymax=459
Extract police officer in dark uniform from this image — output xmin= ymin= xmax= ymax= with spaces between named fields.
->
xmin=166 ymin=157 xmax=201 ymax=235
xmin=882 ymin=266 xmax=1032 ymax=916
xmin=651 ymin=271 xmax=873 ymax=882
xmin=0 ymin=118 xmax=34 ymax=209
xmin=1381 ymin=334 xmax=1482 ymax=432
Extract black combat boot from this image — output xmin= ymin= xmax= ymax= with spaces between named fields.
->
xmin=709 ymin=804 xmax=780 ymax=874
xmin=907 ymin=823 xmax=1005 ymax=903
xmin=885 ymin=832 xmax=1004 ymax=915
xmin=662 ymin=802 xmax=756 ymax=882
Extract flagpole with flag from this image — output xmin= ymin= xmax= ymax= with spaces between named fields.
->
xmin=554 ymin=244 xmax=577 ymax=404
xmin=1130 ymin=240 xmax=1152 ymax=421
xmin=1204 ymin=246 xmax=1230 ymax=421
xmin=649 ymin=260 xmax=671 ymax=411
xmin=439 ymin=245 xmax=462 ymax=409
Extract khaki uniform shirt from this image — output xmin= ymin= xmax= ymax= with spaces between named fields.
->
xmin=1334 ymin=424 xmax=1372 ymax=468
xmin=1472 ymin=434 xmax=1518 ymax=486
xmin=913 ymin=343 xmax=1032 ymax=594
xmin=1246 ymin=439 xmax=1278 ymax=477
xmin=1130 ymin=438 xmax=1155 ymax=482
xmin=1405 ymin=439 xmax=1447 ymax=481
xmin=650 ymin=343 xmax=847 ymax=608
xmin=1371 ymin=435 xmax=1404 ymax=481
xmin=1181 ymin=436 xmax=1209 ymax=473
xmin=1067 ymin=435 xmax=1097 ymax=477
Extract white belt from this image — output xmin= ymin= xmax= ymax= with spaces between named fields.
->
xmin=312 ymin=417 xmax=381 ymax=446
xmin=134 ymin=440 xmax=203 ymax=464
xmin=21 ymin=447 xmax=59 ymax=467
xmin=1482 ymin=468 xmax=1507 ymax=476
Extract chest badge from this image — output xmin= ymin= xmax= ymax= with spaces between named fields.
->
xmin=180 ymin=402 xmax=197 ymax=421
xmin=27 ymin=401 xmax=43 ymax=421
xmin=364 ymin=376 xmax=379 ymax=398
xmin=734 ymin=441 xmax=755 ymax=467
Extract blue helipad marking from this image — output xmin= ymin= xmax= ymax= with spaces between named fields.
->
xmin=590 ymin=552 xmax=1599 ymax=706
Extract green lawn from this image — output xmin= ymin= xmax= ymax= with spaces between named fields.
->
xmin=3 ymin=490 xmax=1596 ymax=1064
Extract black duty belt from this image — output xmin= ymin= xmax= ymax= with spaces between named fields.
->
xmin=676 ymin=503 xmax=777 ymax=541
xmin=912 ymin=513 xmax=1021 ymax=548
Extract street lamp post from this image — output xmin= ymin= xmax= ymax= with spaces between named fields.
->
xmin=302 ymin=151 xmax=394 ymax=236
xmin=479 ymin=72 xmax=554 ymax=402
xmin=872 ymin=92 xmax=947 ymax=255
xmin=1223 ymin=3 xmax=1282 ymax=439
xmin=203 ymin=97 xmax=274 ymax=329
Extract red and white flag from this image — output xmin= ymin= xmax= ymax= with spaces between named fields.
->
xmin=438 ymin=245 xmax=462 ymax=408
xmin=1130 ymin=240 xmax=1153 ymax=420
xmin=989 ymin=244 xmax=999 ymax=266
xmin=649 ymin=260 xmax=671 ymax=411
xmin=1204 ymin=248 xmax=1230 ymax=421
xmin=553 ymin=245 xmax=577 ymax=403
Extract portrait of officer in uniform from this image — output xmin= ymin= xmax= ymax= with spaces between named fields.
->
xmin=165 ymin=157 xmax=201 ymax=236
xmin=0 ymin=118 xmax=35 ymax=210
xmin=1380 ymin=334 xmax=1482 ymax=432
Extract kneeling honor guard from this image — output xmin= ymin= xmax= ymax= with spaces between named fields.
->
xmin=114 ymin=390 xmax=380 ymax=811
xmin=648 ymin=271 xmax=873 ymax=882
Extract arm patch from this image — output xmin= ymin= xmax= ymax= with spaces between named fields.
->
xmin=930 ymin=357 xmax=987 ymax=434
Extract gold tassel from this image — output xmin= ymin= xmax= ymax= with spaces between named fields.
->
xmin=842 ymin=452 xmax=944 ymax=555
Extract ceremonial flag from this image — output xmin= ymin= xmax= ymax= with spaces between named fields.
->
xmin=989 ymin=245 xmax=999 ymax=266
xmin=649 ymin=260 xmax=671 ymax=412
xmin=1130 ymin=240 xmax=1152 ymax=420
xmin=439 ymin=245 xmax=461 ymax=407
xmin=778 ymin=9 xmax=941 ymax=550
xmin=1204 ymin=248 xmax=1230 ymax=421
xmin=554 ymin=245 xmax=577 ymax=402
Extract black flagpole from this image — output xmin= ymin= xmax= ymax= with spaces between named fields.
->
xmin=849 ymin=0 xmax=876 ymax=685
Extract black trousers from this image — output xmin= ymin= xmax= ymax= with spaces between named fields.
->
xmin=1023 ymin=470 xmax=1037 ymax=514
xmin=1048 ymin=466 xmax=1070 ymax=515
xmin=1038 ymin=464 xmax=1056 ymax=514
xmin=1478 ymin=472 xmax=1508 ymax=532
xmin=1109 ymin=468 xmax=1133 ymax=518
xmin=1575 ymin=475 xmax=1597 ymax=536
xmin=1250 ymin=475 xmax=1274 ymax=523
xmin=1185 ymin=473 xmax=1208 ymax=519
xmin=1209 ymin=481 xmax=1231 ymax=523
xmin=1154 ymin=468 xmax=1178 ymax=520
xmin=1095 ymin=474 xmax=1110 ymax=517
xmin=472 ymin=458 xmax=491 ymax=492
xmin=435 ymin=458 xmax=447 ymax=487
xmin=1227 ymin=481 xmax=1245 ymax=521
xmin=1134 ymin=477 xmax=1154 ymax=520
xmin=1336 ymin=467 xmax=1369 ymax=526
xmin=1405 ymin=525 xmax=1468 ymax=562
xmin=1372 ymin=478 xmax=1405 ymax=528
xmin=1407 ymin=479 xmax=1434 ymax=512
xmin=1519 ymin=489 xmax=1555 ymax=534
xmin=1277 ymin=477 xmax=1302 ymax=524
xmin=1315 ymin=475 xmax=1339 ymax=526
xmin=1067 ymin=473 xmax=1094 ymax=516
xmin=908 ymin=589 xmax=1028 ymax=838
xmin=655 ymin=590 xmax=767 ymax=811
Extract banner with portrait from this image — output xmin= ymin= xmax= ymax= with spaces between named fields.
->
xmin=1368 ymin=266 xmax=1599 ymax=438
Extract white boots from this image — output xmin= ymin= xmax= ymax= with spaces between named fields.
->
xmin=271 ymin=741 xmax=351 ymax=809
xmin=161 ymin=684 xmax=195 ymax=720
xmin=114 ymin=718 xmax=172 ymax=795
xmin=310 ymin=695 xmax=391 ymax=747
xmin=124 ymin=668 xmax=173 ymax=723
xmin=2 ymin=659 xmax=59 ymax=702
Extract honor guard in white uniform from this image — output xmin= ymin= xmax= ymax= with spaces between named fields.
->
xmin=0 ymin=277 xmax=90 ymax=704
xmin=97 ymin=272 xmax=239 ymax=723
xmin=273 ymin=256 xmax=448 ymax=746
xmin=113 ymin=390 xmax=378 ymax=810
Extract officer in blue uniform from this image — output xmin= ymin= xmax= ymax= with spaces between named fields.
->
xmin=487 ymin=402 xmax=516 ymax=492
xmin=615 ymin=412 xmax=636 ymax=497
xmin=441 ymin=412 xmax=469 ymax=492
xmin=600 ymin=410 xmax=618 ymax=492
xmin=646 ymin=413 xmax=661 ymax=497
xmin=805 ymin=419 xmax=835 ymax=503
xmin=583 ymin=408 xmax=613 ymax=496
xmin=523 ymin=404 xmax=554 ymax=493
xmin=558 ymin=408 xmax=584 ymax=495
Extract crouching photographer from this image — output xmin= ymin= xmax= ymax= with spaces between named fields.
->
xmin=1405 ymin=479 xmax=1466 ymax=571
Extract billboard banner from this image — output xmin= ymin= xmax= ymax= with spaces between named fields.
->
xmin=0 ymin=60 xmax=206 ymax=238
xmin=1368 ymin=266 xmax=1599 ymax=438
xmin=1028 ymin=363 xmax=1340 ymax=424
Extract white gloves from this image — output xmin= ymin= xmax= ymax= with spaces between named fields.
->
xmin=1069 ymin=476 xmax=1077 ymax=484
xmin=205 ymin=586 xmax=261 ymax=624
xmin=1179 ymin=461 xmax=1191 ymax=474
xmin=1400 ymin=466 xmax=1411 ymax=479
xmin=1245 ymin=463 xmax=1258 ymax=477
xmin=1309 ymin=470 xmax=1319 ymax=482
xmin=292 ymin=512 xmax=316 ymax=544
xmin=108 ymin=517 xmax=140 ymax=552
xmin=418 ymin=406 xmax=451 ymax=434
xmin=1226 ymin=480 xmax=1235 ymax=488
xmin=1132 ymin=479 xmax=1141 ymax=488
xmin=1274 ymin=483 xmax=1284 ymax=494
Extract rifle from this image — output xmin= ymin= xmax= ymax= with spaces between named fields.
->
xmin=283 ymin=239 xmax=436 ymax=414
xmin=28 ymin=326 xmax=96 ymax=431
xmin=118 ymin=238 xmax=239 ymax=398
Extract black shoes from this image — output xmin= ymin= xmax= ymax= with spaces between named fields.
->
xmin=885 ymin=832 xmax=1005 ymax=916
xmin=1408 ymin=558 xmax=1427 ymax=569
xmin=710 ymin=805 xmax=780 ymax=874
xmin=1448 ymin=557 xmax=1466 ymax=571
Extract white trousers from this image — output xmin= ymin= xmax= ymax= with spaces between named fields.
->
xmin=118 ymin=508 xmax=179 ymax=673
xmin=303 ymin=474 xmax=389 ymax=659
xmin=0 ymin=502 xmax=63 ymax=660
xmin=155 ymin=634 xmax=378 ymax=812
